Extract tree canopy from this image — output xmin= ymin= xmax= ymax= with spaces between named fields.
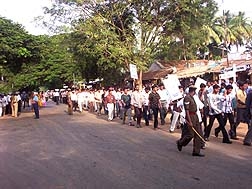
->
xmin=1 ymin=1 xmax=252 ymax=91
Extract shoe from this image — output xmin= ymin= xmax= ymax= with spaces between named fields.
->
xmin=201 ymin=144 xmax=206 ymax=149
xmin=136 ymin=124 xmax=141 ymax=128
xmin=128 ymin=122 xmax=135 ymax=126
xmin=34 ymin=117 xmax=39 ymax=119
xmin=243 ymin=142 xmax=251 ymax=146
xmin=204 ymin=137 xmax=209 ymax=141
xmin=223 ymin=140 xmax=232 ymax=144
xmin=192 ymin=153 xmax=205 ymax=157
xmin=176 ymin=141 xmax=182 ymax=151
xmin=231 ymin=136 xmax=239 ymax=140
xmin=169 ymin=130 xmax=174 ymax=133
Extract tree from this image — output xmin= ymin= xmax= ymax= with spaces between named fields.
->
xmin=43 ymin=0 xmax=218 ymax=87
xmin=0 ymin=17 xmax=41 ymax=91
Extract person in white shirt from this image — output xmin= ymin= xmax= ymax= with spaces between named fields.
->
xmin=204 ymin=84 xmax=232 ymax=144
xmin=115 ymin=88 xmax=122 ymax=118
xmin=1 ymin=94 xmax=7 ymax=116
xmin=142 ymin=87 xmax=151 ymax=126
xmin=77 ymin=89 xmax=85 ymax=113
xmin=215 ymin=85 xmax=235 ymax=138
xmin=88 ymin=90 xmax=95 ymax=112
xmin=94 ymin=89 xmax=103 ymax=115
xmin=131 ymin=84 xmax=144 ymax=128
xmin=54 ymin=89 xmax=60 ymax=105
xmin=70 ymin=90 xmax=78 ymax=111
xmin=0 ymin=94 xmax=3 ymax=117
xmin=157 ymin=83 xmax=169 ymax=125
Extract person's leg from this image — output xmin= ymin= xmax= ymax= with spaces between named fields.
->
xmin=232 ymin=108 xmax=242 ymax=138
xmin=244 ymin=122 xmax=252 ymax=145
xmin=170 ymin=111 xmax=179 ymax=132
xmin=152 ymin=108 xmax=159 ymax=129
xmin=143 ymin=106 xmax=149 ymax=126
xmin=216 ymin=114 xmax=231 ymax=143
xmin=204 ymin=115 xmax=215 ymax=140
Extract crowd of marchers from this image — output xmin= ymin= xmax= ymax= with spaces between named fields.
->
xmin=44 ymin=78 xmax=252 ymax=149
xmin=1 ymin=78 xmax=252 ymax=156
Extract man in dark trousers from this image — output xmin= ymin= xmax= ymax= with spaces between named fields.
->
xmin=244 ymin=90 xmax=252 ymax=146
xmin=176 ymin=85 xmax=204 ymax=157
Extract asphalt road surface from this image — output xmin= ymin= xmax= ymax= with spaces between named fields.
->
xmin=0 ymin=101 xmax=251 ymax=189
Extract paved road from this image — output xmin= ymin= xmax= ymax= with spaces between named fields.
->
xmin=0 ymin=101 xmax=251 ymax=189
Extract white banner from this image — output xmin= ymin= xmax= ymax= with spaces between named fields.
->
xmin=162 ymin=74 xmax=182 ymax=101
xmin=194 ymin=77 xmax=207 ymax=89
xmin=219 ymin=71 xmax=236 ymax=80
xmin=129 ymin=64 xmax=138 ymax=79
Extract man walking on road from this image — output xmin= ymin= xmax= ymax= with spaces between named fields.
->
xmin=149 ymin=85 xmax=161 ymax=130
xmin=32 ymin=92 xmax=39 ymax=119
xmin=244 ymin=90 xmax=252 ymax=146
xmin=176 ymin=85 xmax=204 ymax=157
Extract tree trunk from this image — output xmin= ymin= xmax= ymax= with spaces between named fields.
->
xmin=138 ymin=70 xmax=143 ymax=91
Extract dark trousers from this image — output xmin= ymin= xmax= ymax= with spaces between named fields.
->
xmin=152 ymin=107 xmax=159 ymax=128
xmin=160 ymin=101 xmax=167 ymax=124
xmin=6 ymin=104 xmax=11 ymax=115
xmin=134 ymin=107 xmax=142 ymax=125
xmin=18 ymin=101 xmax=22 ymax=114
xmin=178 ymin=115 xmax=201 ymax=154
xmin=231 ymin=108 xmax=249 ymax=137
xmin=143 ymin=106 xmax=151 ymax=126
xmin=55 ymin=96 xmax=59 ymax=105
xmin=205 ymin=114 xmax=230 ymax=142
xmin=33 ymin=102 xmax=39 ymax=118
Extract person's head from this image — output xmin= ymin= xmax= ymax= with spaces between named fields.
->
xmin=213 ymin=84 xmax=220 ymax=93
xmin=159 ymin=83 xmax=164 ymax=90
xmin=109 ymin=89 xmax=113 ymax=94
xmin=152 ymin=84 xmax=158 ymax=92
xmin=123 ymin=88 xmax=129 ymax=94
xmin=145 ymin=86 xmax=150 ymax=92
xmin=179 ymin=86 xmax=184 ymax=93
xmin=221 ymin=82 xmax=226 ymax=89
xmin=135 ymin=84 xmax=139 ymax=91
xmin=188 ymin=85 xmax=197 ymax=95
xmin=229 ymin=78 xmax=234 ymax=84
xmin=238 ymin=81 xmax=248 ymax=90
xmin=206 ymin=80 xmax=212 ymax=87
xmin=200 ymin=83 xmax=206 ymax=91
xmin=225 ymin=85 xmax=233 ymax=94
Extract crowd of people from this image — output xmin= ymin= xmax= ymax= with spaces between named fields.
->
xmin=1 ymin=77 xmax=252 ymax=157
xmin=0 ymin=91 xmax=47 ymax=119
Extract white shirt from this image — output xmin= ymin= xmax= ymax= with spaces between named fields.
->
xmin=158 ymin=89 xmax=169 ymax=101
xmin=77 ymin=92 xmax=85 ymax=103
xmin=222 ymin=93 xmax=235 ymax=113
xmin=193 ymin=95 xmax=204 ymax=122
xmin=70 ymin=92 xmax=77 ymax=101
xmin=115 ymin=91 xmax=122 ymax=101
xmin=131 ymin=90 xmax=143 ymax=108
xmin=207 ymin=93 xmax=225 ymax=115
xmin=177 ymin=98 xmax=185 ymax=124
xmin=142 ymin=91 xmax=150 ymax=106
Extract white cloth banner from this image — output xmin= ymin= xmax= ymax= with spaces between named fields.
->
xmin=129 ymin=64 xmax=138 ymax=79
xmin=194 ymin=77 xmax=207 ymax=90
xmin=162 ymin=74 xmax=182 ymax=101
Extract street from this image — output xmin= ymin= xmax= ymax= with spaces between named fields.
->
xmin=0 ymin=101 xmax=251 ymax=189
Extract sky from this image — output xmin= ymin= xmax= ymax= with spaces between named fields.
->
xmin=0 ymin=0 xmax=52 ymax=35
xmin=0 ymin=0 xmax=252 ymax=35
